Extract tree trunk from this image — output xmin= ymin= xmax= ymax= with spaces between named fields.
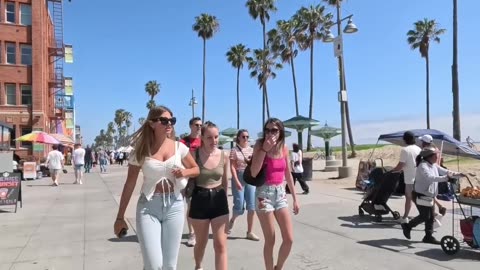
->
xmin=264 ymin=83 xmax=270 ymax=119
xmin=236 ymin=67 xmax=240 ymax=129
xmin=262 ymin=20 xmax=266 ymax=125
xmin=291 ymin=54 xmax=302 ymax=148
xmin=307 ymin=42 xmax=314 ymax=151
xmin=452 ymin=0 xmax=461 ymax=140
xmin=202 ymin=38 xmax=206 ymax=122
xmin=426 ymin=54 xmax=430 ymax=129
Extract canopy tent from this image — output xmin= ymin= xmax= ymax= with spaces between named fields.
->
xmin=377 ymin=129 xmax=480 ymax=160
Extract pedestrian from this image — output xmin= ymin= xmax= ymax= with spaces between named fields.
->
xmin=288 ymin=143 xmax=309 ymax=194
xmin=72 ymin=143 xmax=85 ymax=184
xmin=227 ymin=129 xmax=260 ymax=241
xmin=179 ymin=116 xmax=203 ymax=247
xmin=189 ymin=121 xmax=229 ymax=270
xmin=84 ymin=145 xmax=93 ymax=173
xmin=249 ymin=118 xmax=300 ymax=270
xmin=392 ymin=131 xmax=421 ymax=223
xmin=401 ymin=146 xmax=464 ymax=244
xmin=98 ymin=148 xmax=108 ymax=173
xmin=46 ymin=144 xmax=65 ymax=186
xmin=113 ymin=106 xmax=199 ymax=270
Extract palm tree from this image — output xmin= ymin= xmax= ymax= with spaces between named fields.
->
xmin=246 ymin=0 xmax=277 ymax=124
xmin=124 ymin=111 xmax=133 ymax=136
xmin=145 ymin=80 xmax=160 ymax=110
xmin=138 ymin=117 xmax=146 ymax=127
xmin=226 ymin=44 xmax=250 ymax=129
xmin=106 ymin=122 xmax=116 ymax=147
xmin=294 ymin=4 xmax=332 ymax=151
xmin=193 ymin=13 xmax=220 ymax=121
xmin=268 ymin=19 xmax=301 ymax=115
xmin=407 ymin=18 xmax=446 ymax=128
xmin=452 ymin=0 xmax=460 ymax=140
xmin=248 ymin=48 xmax=282 ymax=118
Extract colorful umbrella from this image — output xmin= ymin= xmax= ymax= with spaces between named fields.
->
xmin=15 ymin=131 xmax=60 ymax=144
xmin=49 ymin=133 xmax=74 ymax=145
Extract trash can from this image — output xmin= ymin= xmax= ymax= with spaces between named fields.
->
xmin=302 ymin=158 xmax=313 ymax=181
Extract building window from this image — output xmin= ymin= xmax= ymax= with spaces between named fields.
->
xmin=8 ymin=125 xmax=16 ymax=148
xmin=20 ymin=4 xmax=31 ymax=26
xmin=5 ymin=84 xmax=16 ymax=105
xmin=20 ymin=44 xmax=32 ymax=65
xmin=6 ymin=2 xmax=15 ymax=23
xmin=20 ymin=127 xmax=32 ymax=148
xmin=21 ymin=85 xmax=32 ymax=105
xmin=6 ymin=43 xmax=16 ymax=64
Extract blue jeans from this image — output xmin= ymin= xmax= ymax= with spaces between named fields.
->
xmin=231 ymin=170 xmax=256 ymax=215
xmin=99 ymin=158 xmax=107 ymax=172
xmin=136 ymin=193 xmax=185 ymax=270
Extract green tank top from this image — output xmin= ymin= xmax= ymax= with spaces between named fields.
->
xmin=195 ymin=149 xmax=224 ymax=187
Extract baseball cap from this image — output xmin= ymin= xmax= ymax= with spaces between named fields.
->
xmin=419 ymin=134 xmax=433 ymax=144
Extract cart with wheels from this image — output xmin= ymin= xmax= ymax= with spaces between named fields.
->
xmin=440 ymin=176 xmax=480 ymax=255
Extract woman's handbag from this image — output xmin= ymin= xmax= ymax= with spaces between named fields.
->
xmin=416 ymin=194 xmax=434 ymax=207
xmin=238 ymin=147 xmax=265 ymax=187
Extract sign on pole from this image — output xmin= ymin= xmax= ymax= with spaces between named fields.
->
xmin=334 ymin=36 xmax=343 ymax=57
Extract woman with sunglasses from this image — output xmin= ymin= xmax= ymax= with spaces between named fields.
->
xmin=113 ymin=106 xmax=199 ymax=270
xmin=189 ymin=121 xmax=229 ymax=270
xmin=227 ymin=129 xmax=260 ymax=241
xmin=250 ymin=118 xmax=300 ymax=270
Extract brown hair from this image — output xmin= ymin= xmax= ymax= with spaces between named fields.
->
xmin=235 ymin=129 xmax=248 ymax=144
xmin=258 ymin=118 xmax=285 ymax=152
xmin=131 ymin=106 xmax=175 ymax=164
xmin=200 ymin=121 xmax=218 ymax=146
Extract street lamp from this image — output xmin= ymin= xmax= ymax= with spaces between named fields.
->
xmin=323 ymin=5 xmax=358 ymax=178
xmin=188 ymin=88 xmax=197 ymax=118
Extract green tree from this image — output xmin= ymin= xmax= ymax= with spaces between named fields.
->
xmin=226 ymin=44 xmax=250 ymax=129
xmin=407 ymin=18 xmax=446 ymax=128
xmin=248 ymin=48 xmax=282 ymax=118
xmin=145 ymin=80 xmax=160 ymax=110
xmin=294 ymin=4 xmax=332 ymax=151
xmin=246 ymin=0 xmax=277 ymax=124
xmin=138 ymin=117 xmax=146 ymax=127
xmin=193 ymin=13 xmax=220 ymax=121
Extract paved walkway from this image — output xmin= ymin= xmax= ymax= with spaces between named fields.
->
xmin=1 ymin=163 xmax=479 ymax=270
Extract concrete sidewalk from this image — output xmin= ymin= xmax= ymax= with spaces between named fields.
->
xmin=1 ymin=164 xmax=479 ymax=270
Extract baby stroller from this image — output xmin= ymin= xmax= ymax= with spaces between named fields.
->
xmin=358 ymin=164 xmax=402 ymax=222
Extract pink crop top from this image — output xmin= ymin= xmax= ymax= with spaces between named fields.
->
xmin=264 ymin=156 xmax=286 ymax=185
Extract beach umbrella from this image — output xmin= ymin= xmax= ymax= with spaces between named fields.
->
xmin=15 ymin=131 xmax=60 ymax=144
xmin=221 ymin=128 xmax=239 ymax=137
xmin=49 ymin=133 xmax=74 ymax=145
xmin=283 ymin=115 xmax=320 ymax=149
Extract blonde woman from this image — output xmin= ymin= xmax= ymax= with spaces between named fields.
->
xmin=189 ymin=121 xmax=229 ymax=270
xmin=227 ymin=129 xmax=260 ymax=241
xmin=250 ymin=118 xmax=300 ymax=270
xmin=113 ymin=106 xmax=199 ymax=270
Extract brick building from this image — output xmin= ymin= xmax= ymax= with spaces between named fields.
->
xmin=0 ymin=0 xmax=71 ymax=158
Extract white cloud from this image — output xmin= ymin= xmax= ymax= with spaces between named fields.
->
xmin=285 ymin=113 xmax=480 ymax=148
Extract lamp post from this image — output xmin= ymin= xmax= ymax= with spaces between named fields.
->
xmin=188 ymin=89 xmax=198 ymax=118
xmin=323 ymin=4 xmax=358 ymax=178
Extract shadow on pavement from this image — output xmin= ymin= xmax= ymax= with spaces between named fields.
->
xmin=108 ymin=235 xmax=139 ymax=243
xmin=338 ymin=215 xmax=399 ymax=229
xmin=415 ymin=248 xmax=480 ymax=262
xmin=358 ymin=238 xmax=418 ymax=253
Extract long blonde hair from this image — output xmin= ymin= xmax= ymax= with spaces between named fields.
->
xmin=131 ymin=106 xmax=175 ymax=164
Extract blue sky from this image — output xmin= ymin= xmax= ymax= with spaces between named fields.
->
xmin=63 ymin=0 xmax=480 ymax=147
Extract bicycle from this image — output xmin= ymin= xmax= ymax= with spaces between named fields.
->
xmin=312 ymin=151 xmax=326 ymax=160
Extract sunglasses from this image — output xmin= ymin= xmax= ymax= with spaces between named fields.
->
xmin=264 ymin=128 xmax=279 ymax=134
xmin=151 ymin=117 xmax=176 ymax=126
xmin=241 ymin=135 xmax=249 ymax=139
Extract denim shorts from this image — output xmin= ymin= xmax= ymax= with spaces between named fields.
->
xmin=255 ymin=184 xmax=288 ymax=212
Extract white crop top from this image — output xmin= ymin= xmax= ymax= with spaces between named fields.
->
xmin=129 ymin=141 xmax=189 ymax=201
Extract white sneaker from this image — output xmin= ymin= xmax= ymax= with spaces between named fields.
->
xmin=79 ymin=180 xmax=83 ymax=185
xmin=399 ymin=217 xmax=409 ymax=224
xmin=187 ymin=233 xmax=196 ymax=247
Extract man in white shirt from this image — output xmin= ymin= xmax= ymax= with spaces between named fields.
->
xmin=46 ymin=144 xmax=65 ymax=186
xmin=72 ymin=143 xmax=86 ymax=184
xmin=392 ymin=131 xmax=421 ymax=223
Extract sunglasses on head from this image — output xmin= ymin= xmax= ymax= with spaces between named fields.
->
xmin=151 ymin=117 xmax=176 ymax=126
xmin=264 ymin=128 xmax=279 ymax=134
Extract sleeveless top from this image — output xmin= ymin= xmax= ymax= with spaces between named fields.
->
xmin=195 ymin=149 xmax=224 ymax=187
xmin=264 ymin=147 xmax=287 ymax=185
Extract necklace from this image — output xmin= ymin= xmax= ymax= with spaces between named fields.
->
xmin=201 ymin=147 xmax=216 ymax=157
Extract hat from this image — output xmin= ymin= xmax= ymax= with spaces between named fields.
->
xmin=420 ymin=146 xmax=438 ymax=158
xmin=419 ymin=134 xmax=433 ymax=144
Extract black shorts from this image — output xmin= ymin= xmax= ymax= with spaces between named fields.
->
xmin=189 ymin=185 xmax=229 ymax=220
